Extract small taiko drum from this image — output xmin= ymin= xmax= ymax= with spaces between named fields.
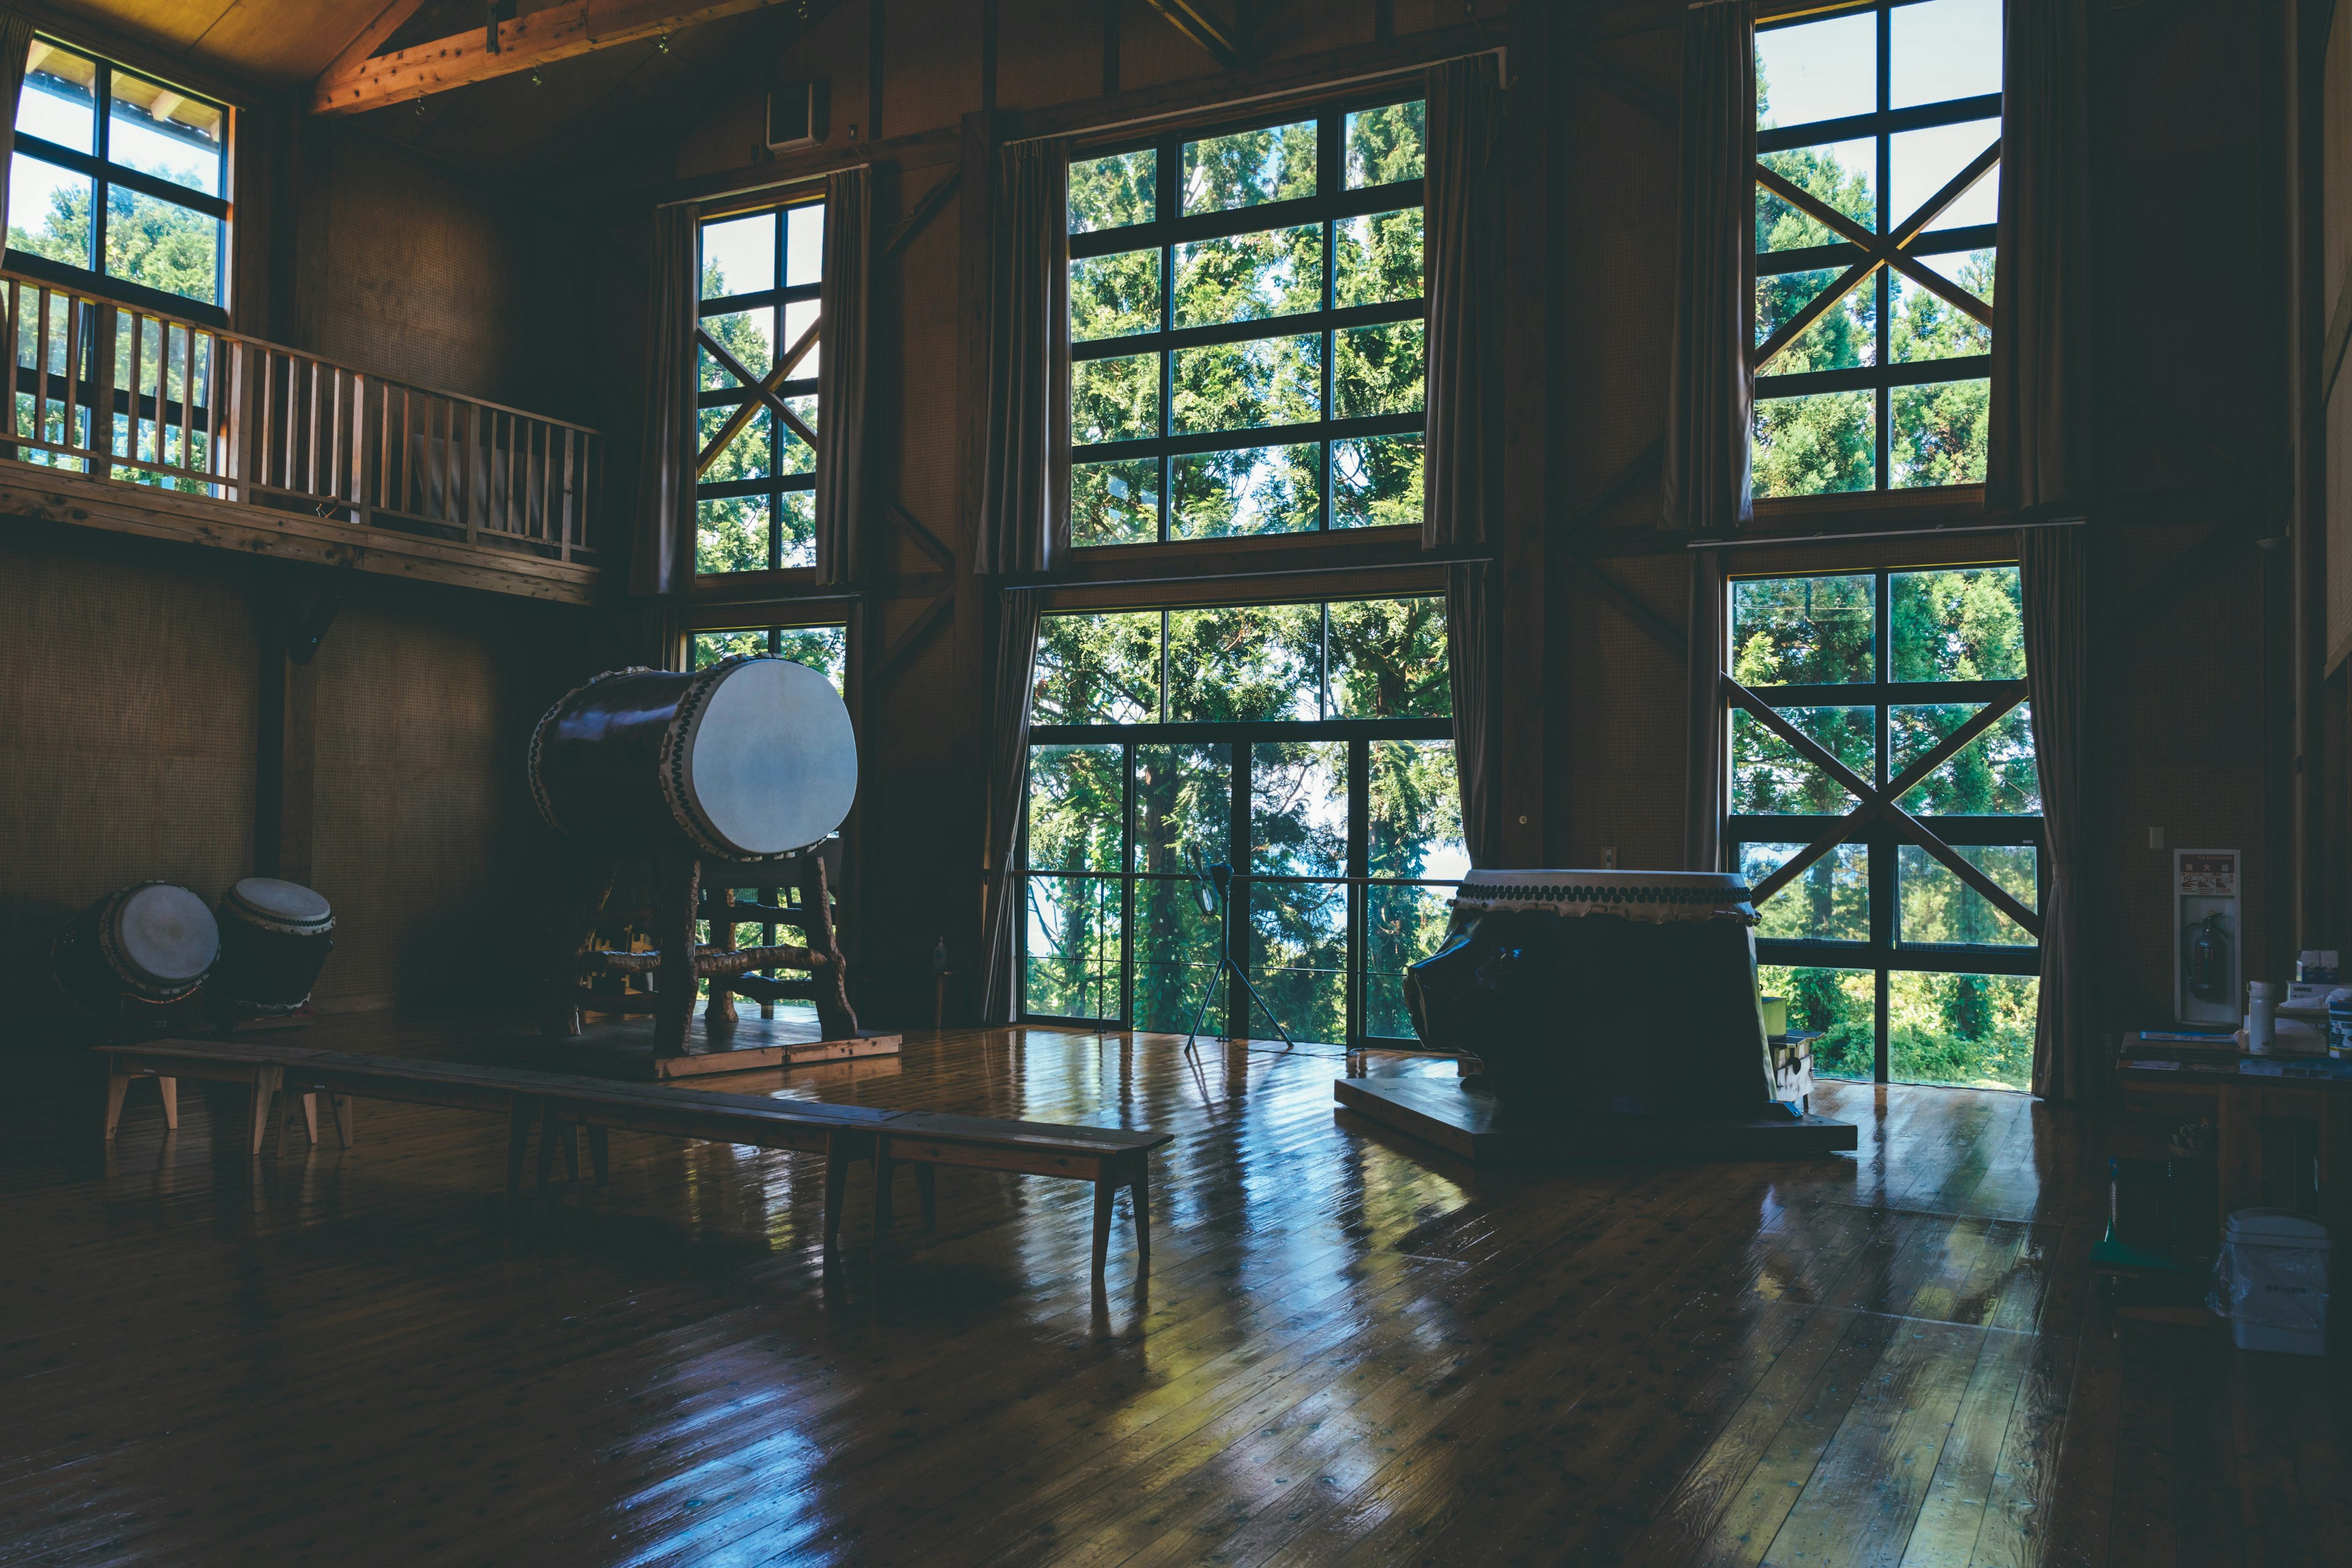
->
xmin=527 ymin=657 xmax=858 ymax=859
xmin=211 ymin=878 xmax=336 ymax=1014
xmin=52 ymin=882 xmax=220 ymax=1013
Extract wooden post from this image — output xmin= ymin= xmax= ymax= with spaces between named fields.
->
xmin=706 ymin=884 xmax=739 ymax=1027
xmin=539 ymin=845 xmax=618 ymax=1036
xmin=653 ymin=848 xmax=702 ymax=1055
xmin=800 ymin=853 xmax=859 ymax=1042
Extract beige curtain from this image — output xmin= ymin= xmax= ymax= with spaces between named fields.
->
xmin=1685 ymin=548 xmax=1727 ymax=871
xmin=2022 ymin=527 xmax=2094 ymax=1099
xmin=1423 ymin=56 xmax=1504 ymax=549
xmin=815 ymin=167 xmax=870 ymax=587
xmin=628 ymin=203 xmax=699 ymax=597
xmin=1987 ymin=0 xmax=2093 ymax=513
xmin=1446 ymin=562 xmax=1500 ymax=867
xmin=1662 ymin=1 xmax=1755 ymax=532
xmin=976 ymin=140 xmax=1069 ymax=576
xmin=0 ymin=13 xmax=34 ymax=236
xmin=978 ymin=589 xmax=1042 ymax=1022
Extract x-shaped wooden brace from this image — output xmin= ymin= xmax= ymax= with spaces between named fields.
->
xmin=696 ymin=311 xmax=823 ymax=477
xmin=1752 ymin=135 xmax=2002 ymax=372
xmin=1729 ymin=673 xmax=2042 ymax=938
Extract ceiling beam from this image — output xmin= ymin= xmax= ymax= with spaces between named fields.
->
xmin=1139 ymin=0 xmax=1244 ymax=70
xmin=316 ymin=0 xmax=432 ymax=88
xmin=311 ymin=0 xmax=788 ymax=115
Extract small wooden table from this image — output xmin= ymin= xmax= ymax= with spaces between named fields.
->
xmin=2114 ymin=1047 xmax=2352 ymax=1248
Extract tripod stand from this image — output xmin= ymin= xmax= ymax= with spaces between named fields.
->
xmin=1182 ymin=861 xmax=1295 ymax=1055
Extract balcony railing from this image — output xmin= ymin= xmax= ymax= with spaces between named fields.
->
xmin=0 ymin=267 xmax=606 ymax=563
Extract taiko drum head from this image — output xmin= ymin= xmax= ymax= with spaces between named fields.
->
xmin=224 ymin=876 xmax=336 ymax=933
xmin=673 ymin=658 xmax=858 ymax=858
xmin=110 ymin=884 xmax=220 ymax=992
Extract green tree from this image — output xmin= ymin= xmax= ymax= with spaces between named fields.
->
xmin=695 ymin=254 xmax=815 ymax=573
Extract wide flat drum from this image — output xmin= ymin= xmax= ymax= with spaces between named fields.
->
xmin=53 ymin=882 xmax=219 ymax=1012
xmin=529 ymin=657 xmax=858 ymax=859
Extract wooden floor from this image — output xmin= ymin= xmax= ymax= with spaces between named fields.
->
xmin=5 ymin=1016 xmax=2349 ymax=1567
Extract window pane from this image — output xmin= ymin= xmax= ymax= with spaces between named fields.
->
xmin=1757 ymin=139 xmax=1875 ymax=249
xmin=9 ymin=154 xmax=92 ymax=270
xmin=1071 ymin=247 xmax=1161 ymax=341
xmin=1173 ymin=224 xmax=1321 ymax=326
xmin=1250 ymin=876 xmax=1346 ymax=1044
xmin=108 ymin=73 xmax=224 ymax=197
xmin=1898 ymin=844 xmax=2037 ymax=948
xmin=1334 ymin=207 xmax=1423 ymax=306
xmin=1890 ymin=377 xmax=1988 ymax=488
xmin=701 ymin=309 xmax=774 ymax=388
xmin=1028 ymin=744 xmax=1124 ymax=873
xmin=1756 ymin=263 xmax=1867 ymax=353
xmin=1366 ymin=881 xmax=1451 ymax=1038
xmin=1758 ymin=964 xmax=1876 ymax=1082
xmin=1732 ymin=575 xmax=1876 ymax=685
xmin=782 ymin=298 xmax=821 ymax=377
xmin=777 ymin=396 xmax=817 ymax=475
xmin=1332 ymin=433 xmax=1423 ymax=529
xmin=1183 ymin=119 xmax=1317 ymax=214
xmin=693 ymin=628 xmax=769 ymax=668
xmin=1756 ymin=11 xmax=1879 ymax=130
xmin=1071 ymin=351 xmax=1160 ymax=444
xmin=1169 ymin=603 xmax=1321 ymax=720
xmin=1133 ymin=743 xmax=1231 ymax=873
xmin=1252 ymin=740 xmax=1348 ymax=878
xmin=774 ymin=624 xmax=846 ymax=691
xmin=1369 ymin=739 xmax=1464 ymax=879
xmin=1330 ymin=597 xmax=1450 ymax=720
xmin=1071 ymin=455 xmax=1159 ymax=546
xmin=1891 ymin=0 xmax=2003 ymax=109
xmin=1756 ymin=267 xmax=1875 ymax=374
xmin=1890 ymin=121 xmax=1999 ymax=233
xmin=1891 ymin=566 xmax=2024 ymax=681
xmin=1752 ymin=389 xmax=1876 ymax=498
xmin=1170 ymin=443 xmax=1321 ymax=538
xmin=1036 ymin=611 xmax=1161 ymax=724
xmin=1332 ymin=320 xmax=1424 ymax=419
xmin=777 ymin=488 xmax=815 ymax=568
xmin=1743 ymin=841 xmax=1870 ymax=943
xmin=1345 ymin=99 xmax=1425 ymax=187
xmin=1732 ymin=706 xmax=1874 ymax=813
xmin=701 ymin=212 xmax=776 ymax=298
xmin=1890 ymin=258 xmax=1992 ymax=362
xmin=785 ymin=202 xmax=824 ymax=287
xmin=1893 ymin=703 xmax=2039 ymax=816
xmin=19 ymin=43 xmax=96 ymax=152
xmin=1889 ymin=970 xmax=2036 ymax=1090
xmin=1025 ymin=875 xmax=1123 ymax=1019
xmin=696 ymin=495 xmax=767 ymax=573
xmin=1172 ymin=333 xmax=1319 ymax=433
xmin=1069 ymin=147 xmax=1156 ymax=233
xmin=1133 ymin=875 xmax=1221 ymax=1033
xmin=699 ymin=404 xmax=771 ymax=479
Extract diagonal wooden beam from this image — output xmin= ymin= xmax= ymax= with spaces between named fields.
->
xmin=881 ymin=167 xmax=962 ymax=262
xmin=695 ymin=314 xmax=822 ymax=475
xmin=883 ymin=497 xmax=955 ymax=571
xmin=312 ymin=0 xmax=801 ymax=115
xmin=317 ymin=0 xmax=432 ymax=86
xmin=870 ymin=587 xmax=957 ymax=688
xmin=1140 ymin=0 xmax=1243 ymax=69
xmin=1890 ymin=138 xmax=2002 ymax=247
xmin=1563 ymin=30 xmax=1673 ymax=127
xmin=1752 ymin=254 xmax=1876 ymax=371
xmin=1754 ymin=155 xmax=1998 ymax=355
xmin=1725 ymin=679 xmax=1877 ymax=801
xmin=1883 ymin=805 xmax=2043 ymax=937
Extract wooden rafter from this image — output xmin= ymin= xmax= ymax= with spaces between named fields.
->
xmin=311 ymin=0 xmax=792 ymax=115
xmin=695 ymin=313 xmax=823 ymax=475
xmin=1140 ymin=0 xmax=1244 ymax=69
xmin=317 ymin=0 xmax=432 ymax=86
xmin=881 ymin=168 xmax=963 ymax=262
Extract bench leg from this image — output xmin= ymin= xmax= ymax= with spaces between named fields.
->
xmin=104 ymin=1071 xmax=132 ymax=1141
xmin=249 ymin=1065 xmax=281 ymax=1156
xmin=914 ymin=1163 xmax=936 ymax=1233
xmin=1091 ymin=1174 xmax=1115 ymax=1288
xmin=331 ymin=1094 xmax=353 ymax=1148
xmin=824 ymin=1142 xmax=853 ymax=1250
xmin=159 ymin=1076 xmax=178 ymax=1132
xmin=301 ymin=1093 xmax=320 ymax=1145
xmin=587 ymin=1126 xmax=608 ymax=1186
xmin=557 ymin=1121 xmax=579 ymax=1181
xmin=505 ymin=1098 xmax=535 ymax=1194
xmin=1129 ymin=1156 xmax=1150 ymax=1278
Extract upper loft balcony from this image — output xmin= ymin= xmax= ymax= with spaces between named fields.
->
xmin=0 ymin=265 xmax=609 ymax=603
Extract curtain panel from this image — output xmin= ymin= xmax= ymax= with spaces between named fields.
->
xmin=628 ymin=204 xmax=700 ymax=597
xmin=1684 ymin=548 xmax=1728 ymax=872
xmin=975 ymin=141 xmax=1069 ymax=576
xmin=0 ymin=14 xmax=33 ymax=234
xmin=1988 ymin=0 xmax=2093 ymax=514
xmin=815 ymin=167 xmax=872 ymax=587
xmin=1662 ymin=1 xmax=1755 ymax=532
xmin=1423 ymin=56 xmax=1504 ymax=551
xmin=979 ymin=589 xmax=1044 ymax=1023
xmin=2022 ymin=527 xmax=2093 ymax=1100
xmin=1446 ymin=562 xmax=1501 ymax=868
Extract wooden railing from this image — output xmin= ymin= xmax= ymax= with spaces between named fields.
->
xmin=0 ymin=267 xmax=606 ymax=560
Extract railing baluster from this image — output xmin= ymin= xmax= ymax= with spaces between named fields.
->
xmin=61 ymin=290 xmax=80 ymax=464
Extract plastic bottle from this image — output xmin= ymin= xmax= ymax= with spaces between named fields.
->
xmin=2247 ymin=980 xmax=2279 ymax=1055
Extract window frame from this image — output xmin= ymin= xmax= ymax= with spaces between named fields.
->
xmin=1019 ymin=598 xmax=1458 ymax=1046
xmin=692 ymin=192 xmax=826 ymax=579
xmin=1065 ymin=91 xmax=1428 ymax=548
xmin=1722 ymin=562 xmax=2044 ymax=1087
xmin=6 ymin=36 xmax=233 ymax=325
xmin=1751 ymin=0 xmax=2001 ymax=500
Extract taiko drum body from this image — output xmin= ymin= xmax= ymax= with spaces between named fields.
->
xmin=53 ymin=882 xmax=219 ymax=1012
xmin=211 ymin=877 xmax=336 ymax=1014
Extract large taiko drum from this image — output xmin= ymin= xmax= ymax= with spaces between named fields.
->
xmin=527 ymin=657 xmax=858 ymax=859
xmin=1404 ymin=869 xmax=1777 ymax=1117
xmin=52 ymin=882 xmax=220 ymax=1013
xmin=211 ymin=878 xmax=336 ymax=1014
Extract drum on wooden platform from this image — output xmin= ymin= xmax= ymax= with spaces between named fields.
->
xmin=211 ymin=877 xmax=336 ymax=1014
xmin=52 ymin=882 xmax=220 ymax=1012
xmin=527 ymin=657 xmax=858 ymax=860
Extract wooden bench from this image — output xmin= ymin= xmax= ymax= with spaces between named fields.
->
xmin=96 ymin=1039 xmax=1170 ymax=1283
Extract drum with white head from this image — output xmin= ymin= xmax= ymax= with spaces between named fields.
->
xmin=53 ymin=882 xmax=220 ymax=1012
xmin=212 ymin=877 xmax=336 ymax=1014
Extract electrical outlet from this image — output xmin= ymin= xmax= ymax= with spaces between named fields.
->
xmin=1602 ymin=846 xmax=1619 ymax=870
xmin=2149 ymin=826 xmax=2165 ymax=850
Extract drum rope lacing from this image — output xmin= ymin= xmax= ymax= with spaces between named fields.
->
xmin=1450 ymin=881 xmax=1760 ymax=927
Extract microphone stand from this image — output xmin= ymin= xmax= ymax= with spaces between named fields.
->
xmin=1183 ymin=860 xmax=1295 ymax=1057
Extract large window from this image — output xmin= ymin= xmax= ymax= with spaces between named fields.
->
xmin=1065 ymin=96 xmax=1427 ymax=546
xmin=7 ymin=38 xmax=229 ymax=315
xmin=1751 ymin=0 xmax=2000 ymax=499
xmin=690 ymin=622 xmax=847 ymax=691
xmin=696 ymin=198 xmax=824 ymax=574
xmin=1724 ymin=564 xmax=2041 ymax=1089
xmin=1020 ymin=597 xmax=1463 ymax=1045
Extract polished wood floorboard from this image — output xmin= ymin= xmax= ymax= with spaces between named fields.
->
xmin=5 ymin=1014 xmax=2349 ymax=1566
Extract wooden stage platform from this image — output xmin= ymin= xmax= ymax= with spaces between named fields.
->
xmin=1334 ymin=1074 xmax=1858 ymax=1161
